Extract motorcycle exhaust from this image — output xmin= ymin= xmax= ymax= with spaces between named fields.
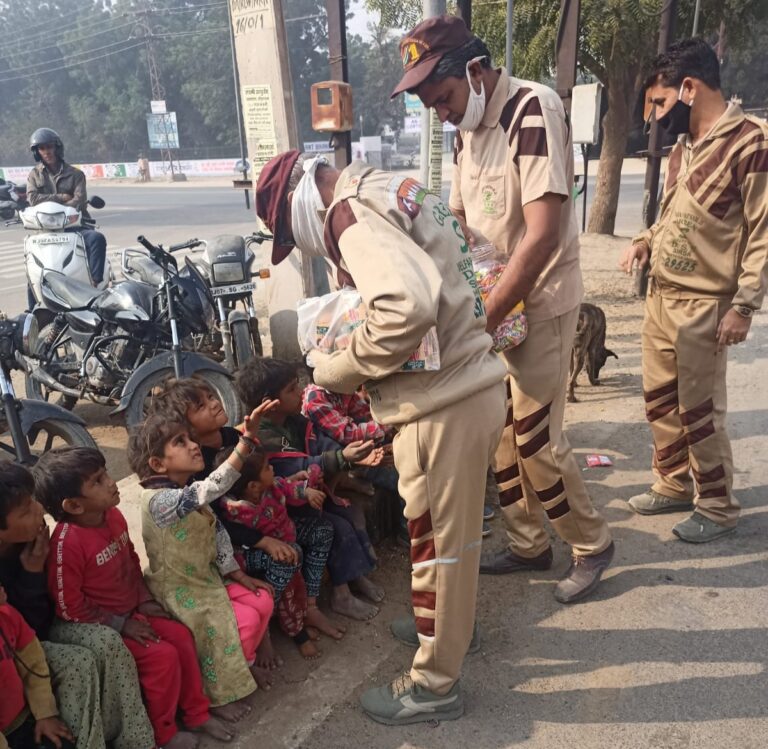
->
xmin=18 ymin=354 xmax=82 ymax=399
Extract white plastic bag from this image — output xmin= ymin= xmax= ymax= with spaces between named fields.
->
xmin=297 ymin=288 xmax=440 ymax=372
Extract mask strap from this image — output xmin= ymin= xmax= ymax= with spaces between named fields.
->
xmin=466 ymin=55 xmax=487 ymax=95
xmin=678 ymin=81 xmax=693 ymax=106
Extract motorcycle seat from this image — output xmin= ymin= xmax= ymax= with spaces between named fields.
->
xmin=125 ymin=254 xmax=163 ymax=286
xmin=41 ymin=270 xmax=102 ymax=311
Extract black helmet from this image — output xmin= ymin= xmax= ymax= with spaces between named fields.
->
xmin=30 ymin=128 xmax=64 ymax=163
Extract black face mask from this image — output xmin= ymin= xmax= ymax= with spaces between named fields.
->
xmin=657 ymin=85 xmax=693 ymax=136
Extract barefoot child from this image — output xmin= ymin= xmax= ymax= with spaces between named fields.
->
xmin=236 ymin=358 xmax=386 ymax=621
xmin=215 ymin=447 xmax=340 ymax=656
xmin=128 ymin=404 xmax=277 ymax=709
xmin=1 ymin=464 xmax=155 ymax=749
xmin=0 ymin=587 xmax=75 ymax=749
xmin=34 ymin=447 xmax=232 ymax=749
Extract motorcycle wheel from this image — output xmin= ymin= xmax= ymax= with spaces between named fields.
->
xmin=124 ymin=368 xmax=244 ymax=431
xmin=25 ymin=324 xmax=78 ymax=411
xmin=26 ymin=418 xmax=97 ymax=455
xmin=232 ymin=319 xmax=256 ymax=370
xmin=248 ymin=317 xmax=263 ymax=358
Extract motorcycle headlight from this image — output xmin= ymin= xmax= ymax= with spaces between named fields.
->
xmin=36 ymin=211 xmax=67 ymax=230
xmin=212 ymin=262 xmax=245 ymax=283
xmin=14 ymin=313 xmax=38 ymax=355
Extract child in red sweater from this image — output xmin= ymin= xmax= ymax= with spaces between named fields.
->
xmin=34 ymin=447 xmax=233 ymax=749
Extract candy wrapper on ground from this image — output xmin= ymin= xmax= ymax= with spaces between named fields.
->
xmin=297 ymin=288 xmax=440 ymax=372
xmin=471 ymin=243 xmax=528 ymax=352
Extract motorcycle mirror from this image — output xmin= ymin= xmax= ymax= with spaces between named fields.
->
xmin=89 ymin=196 xmax=106 ymax=209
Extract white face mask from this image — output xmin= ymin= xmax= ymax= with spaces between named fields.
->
xmin=457 ymin=56 xmax=487 ymax=132
xmin=290 ymin=157 xmax=329 ymax=258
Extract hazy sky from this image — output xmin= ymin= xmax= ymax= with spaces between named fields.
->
xmin=346 ymin=1 xmax=377 ymax=39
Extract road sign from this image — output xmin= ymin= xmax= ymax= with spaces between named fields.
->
xmin=404 ymin=93 xmax=422 ymax=114
xmin=404 ymin=115 xmax=421 ymax=134
xmin=146 ymin=112 xmax=179 ymax=150
xmin=150 ymin=100 xmax=167 ymax=114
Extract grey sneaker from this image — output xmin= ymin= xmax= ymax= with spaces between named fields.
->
xmin=628 ymin=490 xmax=693 ymax=515
xmin=554 ymin=541 xmax=615 ymax=604
xmin=360 ymin=672 xmax=464 ymax=725
xmin=673 ymin=512 xmax=736 ymax=543
xmin=390 ymin=615 xmax=481 ymax=654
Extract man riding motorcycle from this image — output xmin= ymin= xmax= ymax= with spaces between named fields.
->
xmin=26 ymin=128 xmax=107 ymax=301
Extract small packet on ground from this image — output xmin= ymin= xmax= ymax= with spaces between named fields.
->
xmin=297 ymin=288 xmax=440 ymax=372
xmin=585 ymin=454 xmax=614 ymax=468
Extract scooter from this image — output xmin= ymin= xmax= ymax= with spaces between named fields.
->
xmin=0 ymin=179 xmax=28 ymax=221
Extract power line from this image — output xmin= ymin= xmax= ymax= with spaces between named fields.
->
xmin=0 ymin=36 xmax=139 ymax=75
xmin=0 ymin=11 xmax=122 ymax=54
xmin=152 ymin=27 xmax=228 ymax=38
xmin=0 ymin=21 xmax=136 ymax=59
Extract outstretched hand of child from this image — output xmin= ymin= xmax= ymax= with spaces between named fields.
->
xmin=137 ymin=600 xmax=170 ymax=619
xmin=122 ymin=617 xmax=160 ymax=647
xmin=287 ymin=470 xmax=310 ymax=483
xmin=257 ymin=536 xmax=300 ymax=565
xmin=342 ymin=440 xmax=375 ymax=464
xmin=305 ymin=488 xmax=325 ymax=510
xmin=355 ymin=445 xmax=386 ymax=468
xmin=34 ymin=717 xmax=74 ymax=749
xmin=243 ymin=399 xmax=281 ymax=439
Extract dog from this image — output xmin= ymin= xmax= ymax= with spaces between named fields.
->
xmin=567 ymin=302 xmax=618 ymax=403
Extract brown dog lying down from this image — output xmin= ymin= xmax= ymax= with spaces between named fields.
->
xmin=567 ymin=302 xmax=618 ymax=403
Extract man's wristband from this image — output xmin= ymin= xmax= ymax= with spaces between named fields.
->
xmin=733 ymin=305 xmax=753 ymax=318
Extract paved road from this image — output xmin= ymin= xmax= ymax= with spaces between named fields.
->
xmin=0 ymin=175 xmax=646 ymax=316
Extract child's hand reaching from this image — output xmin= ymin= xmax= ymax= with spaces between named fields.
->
xmin=137 ymin=600 xmax=170 ymax=619
xmin=256 ymin=536 xmax=300 ymax=565
xmin=122 ymin=617 xmax=160 ymax=647
xmin=287 ymin=470 xmax=310 ymax=483
xmin=355 ymin=445 xmax=386 ymax=467
xmin=229 ymin=569 xmax=274 ymax=598
xmin=35 ymin=716 xmax=74 ymax=749
xmin=243 ymin=399 xmax=281 ymax=439
xmin=342 ymin=440 xmax=375 ymax=464
xmin=305 ymin=487 xmax=325 ymax=510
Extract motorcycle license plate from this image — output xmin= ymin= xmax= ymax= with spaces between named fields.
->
xmin=210 ymin=282 xmax=256 ymax=297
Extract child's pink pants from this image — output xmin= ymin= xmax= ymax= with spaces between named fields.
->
xmin=226 ymin=582 xmax=274 ymax=665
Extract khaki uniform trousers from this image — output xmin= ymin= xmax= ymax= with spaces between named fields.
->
xmin=642 ymin=288 xmax=739 ymax=526
xmin=394 ymin=382 xmax=506 ymax=695
xmin=494 ymin=305 xmax=612 ymax=558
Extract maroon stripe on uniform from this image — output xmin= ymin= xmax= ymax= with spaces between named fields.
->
xmin=505 ymin=378 xmax=512 ymax=400
xmin=685 ymin=420 xmax=716 ymax=447
xmin=407 ymin=509 xmax=432 ymax=540
xmin=644 ymin=380 xmax=678 ymax=403
xmin=545 ymin=498 xmax=571 ymax=520
xmin=495 ymin=463 xmax=520 ymax=484
xmin=734 ymin=143 xmax=768 ymax=182
xmin=656 ymin=457 xmax=689 ymax=476
xmin=499 ymin=87 xmax=533 ymax=131
xmin=646 ymin=396 xmax=679 ymax=422
xmin=323 ymin=200 xmax=357 ymax=288
xmin=665 ymin=146 xmax=683 ymax=189
xmin=507 ymin=96 xmax=543 ymax=146
xmin=655 ymin=434 xmax=689 ymax=463
xmin=499 ymin=484 xmax=524 ymax=507
xmin=536 ymin=478 xmax=565 ymax=503
xmin=680 ymin=398 xmax=714 ymax=427
xmin=415 ymin=616 xmax=435 ymax=637
xmin=514 ymin=403 xmax=550 ymax=435
xmin=699 ymin=486 xmax=727 ymax=500
xmin=411 ymin=537 xmax=436 ymax=565
xmin=505 ymin=407 xmax=515 ymax=427
xmin=515 ymin=127 xmax=548 ymax=162
xmin=519 ymin=427 xmax=549 ymax=459
xmin=412 ymin=590 xmax=436 ymax=611
xmin=693 ymin=464 xmax=725 ymax=484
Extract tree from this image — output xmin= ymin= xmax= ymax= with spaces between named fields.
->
xmin=365 ymin=0 xmax=768 ymax=234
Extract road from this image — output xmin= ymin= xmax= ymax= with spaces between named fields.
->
xmin=0 ymin=174 xmax=647 ymax=316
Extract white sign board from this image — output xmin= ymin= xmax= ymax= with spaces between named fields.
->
xmin=571 ymin=82 xmax=603 ymax=145
xmin=404 ymin=93 xmax=422 ymax=114
xmin=146 ymin=112 xmax=179 ymax=150
xmin=151 ymin=100 xmax=167 ymax=114
xmin=404 ymin=115 xmax=421 ymax=134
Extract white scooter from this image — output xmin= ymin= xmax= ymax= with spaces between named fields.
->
xmin=22 ymin=197 xmax=111 ymax=319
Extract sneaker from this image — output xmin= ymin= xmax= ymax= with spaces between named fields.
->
xmin=673 ymin=512 xmax=736 ymax=544
xmin=360 ymin=672 xmax=464 ymax=726
xmin=483 ymin=504 xmax=495 ymax=521
xmin=628 ymin=490 xmax=693 ymax=515
xmin=554 ymin=541 xmax=615 ymax=604
xmin=482 ymin=522 xmax=492 ymax=538
xmin=390 ymin=615 xmax=481 ymax=654
xmin=479 ymin=546 xmax=553 ymax=575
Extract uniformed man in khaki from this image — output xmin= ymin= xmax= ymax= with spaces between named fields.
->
xmin=396 ymin=15 xmax=614 ymax=603
xmin=622 ymin=39 xmax=768 ymax=542
xmin=255 ymin=150 xmax=506 ymax=725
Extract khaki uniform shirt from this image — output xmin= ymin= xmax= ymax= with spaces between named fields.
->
xmin=314 ymin=161 xmax=506 ymax=426
xmin=634 ymin=103 xmax=768 ymax=310
xmin=449 ymin=68 xmax=583 ymax=322
xmin=27 ymin=161 xmax=90 ymax=217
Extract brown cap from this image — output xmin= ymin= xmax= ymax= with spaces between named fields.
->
xmin=255 ymin=149 xmax=300 ymax=265
xmin=390 ymin=14 xmax=473 ymax=99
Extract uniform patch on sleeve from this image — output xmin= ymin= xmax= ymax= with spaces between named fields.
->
xmin=389 ymin=177 xmax=429 ymax=219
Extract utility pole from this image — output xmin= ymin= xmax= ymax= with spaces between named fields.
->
xmin=225 ymin=0 xmax=250 ymax=209
xmin=505 ymin=0 xmax=514 ymax=72
xmin=637 ymin=0 xmax=678 ymax=296
xmin=420 ymin=0 xmax=446 ymax=190
xmin=457 ymin=0 xmax=471 ymax=29
xmin=554 ymin=0 xmax=580 ymax=116
xmin=326 ymin=0 xmax=351 ymax=169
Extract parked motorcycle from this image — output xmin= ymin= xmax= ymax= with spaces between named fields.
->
xmin=123 ymin=232 xmax=270 ymax=371
xmin=20 ymin=197 xmax=111 ymax=323
xmin=0 ymin=179 xmax=28 ymax=221
xmin=21 ymin=234 xmax=242 ymax=430
xmin=0 ymin=309 xmax=96 ymax=464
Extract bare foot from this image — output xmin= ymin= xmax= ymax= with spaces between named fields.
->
xmin=210 ymin=699 xmax=251 ymax=723
xmin=250 ymin=663 xmax=273 ymax=691
xmin=188 ymin=716 xmax=233 ymax=742
xmin=298 ymin=639 xmax=322 ymax=660
xmin=255 ymin=632 xmax=283 ymax=670
xmin=351 ymin=576 xmax=385 ymax=603
xmin=331 ymin=591 xmax=379 ymax=621
xmin=305 ymin=604 xmax=346 ymax=639
xmin=162 ymin=730 xmax=199 ymax=749
xmin=305 ymin=626 xmax=321 ymax=641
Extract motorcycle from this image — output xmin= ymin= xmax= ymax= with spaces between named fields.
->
xmin=21 ymin=234 xmax=242 ymax=430
xmin=123 ymin=232 xmax=271 ymax=371
xmin=0 ymin=179 xmax=28 ymax=221
xmin=0 ymin=309 xmax=96 ymax=464
xmin=20 ymin=197 xmax=111 ymax=324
